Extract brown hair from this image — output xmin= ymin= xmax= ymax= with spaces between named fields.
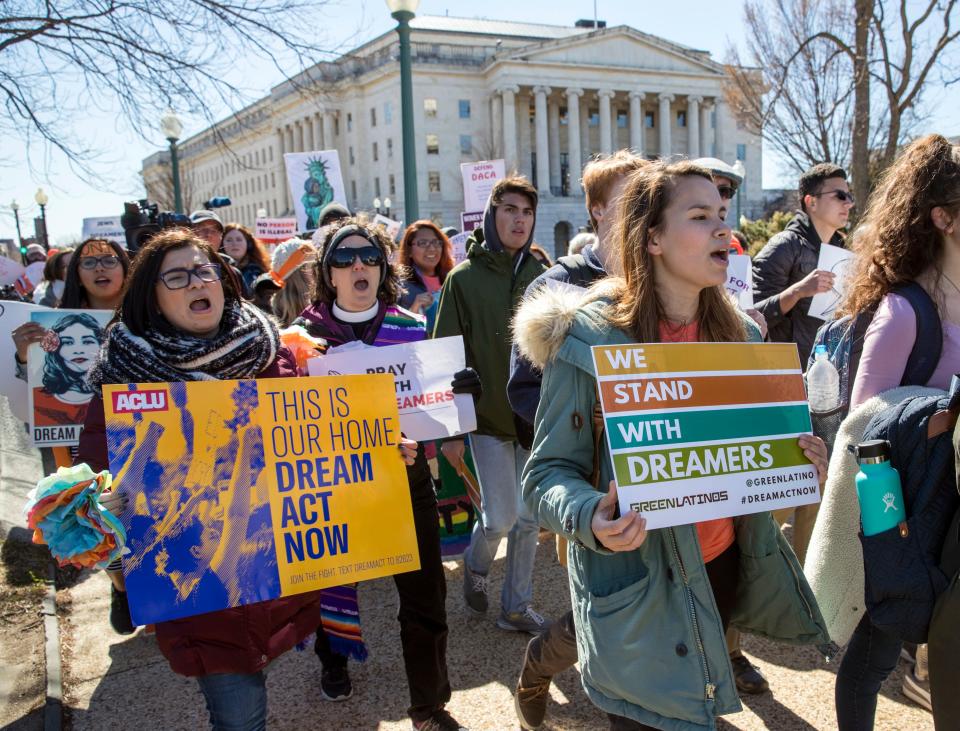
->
xmin=272 ymin=267 xmax=314 ymax=327
xmin=43 ymin=247 xmax=74 ymax=282
xmin=118 ymin=228 xmax=242 ymax=337
xmin=313 ymin=216 xmax=404 ymax=307
xmin=605 ymin=160 xmax=746 ymax=344
xmin=528 ymin=243 xmax=553 ymax=267
xmin=222 ymin=223 xmax=271 ymax=272
xmin=490 ymin=175 xmax=538 ymax=210
xmin=398 ymin=220 xmax=455 ymax=281
xmin=582 ymin=150 xmax=648 ymax=231
xmin=838 ymin=135 xmax=960 ymax=317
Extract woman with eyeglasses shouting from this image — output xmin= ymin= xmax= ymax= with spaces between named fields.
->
xmin=292 ymin=217 xmax=476 ymax=731
xmin=398 ymin=220 xmax=456 ymax=329
xmin=75 ymin=229 xmax=326 ymax=730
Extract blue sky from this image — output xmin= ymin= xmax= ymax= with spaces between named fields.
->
xmin=1 ymin=0 xmax=958 ymax=243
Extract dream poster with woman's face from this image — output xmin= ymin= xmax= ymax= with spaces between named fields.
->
xmin=28 ymin=309 xmax=112 ymax=446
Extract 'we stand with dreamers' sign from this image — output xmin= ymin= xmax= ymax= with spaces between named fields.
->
xmin=592 ymin=342 xmax=820 ymax=529
xmin=104 ymin=374 xmax=417 ymax=625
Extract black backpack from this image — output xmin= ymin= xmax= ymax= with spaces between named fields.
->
xmin=809 ymin=282 xmax=942 ymax=453
xmin=856 ymin=379 xmax=960 ymax=643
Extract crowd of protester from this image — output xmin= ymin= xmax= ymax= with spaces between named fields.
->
xmin=4 ymin=133 xmax=959 ymax=731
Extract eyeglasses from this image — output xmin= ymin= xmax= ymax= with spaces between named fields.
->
xmin=158 ymin=263 xmax=223 ymax=290
xmin=78 ymin=255 xmax=121 ymax=270
xmin=813 ymin=189 xmax=855 ymax=204
xmin=413 ymin=238 xmax=443 ymax=250
xmin=717 ymin=185 xmax=737 ymax=200
xmin=328 ymin=245 xmax=384 ymax=269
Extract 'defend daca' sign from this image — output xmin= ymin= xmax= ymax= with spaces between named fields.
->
xmin=592 ymin=342 xmax=820 ymax=530
xmin=103 ymin=374 xmax=417 ymax=625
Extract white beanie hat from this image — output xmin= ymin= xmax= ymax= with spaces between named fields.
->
xmin=270 ymin=238 xmax=315 ymax=284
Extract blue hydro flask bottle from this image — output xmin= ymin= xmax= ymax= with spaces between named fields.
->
xmin=854 ymin=439 xmax=907 ymax=536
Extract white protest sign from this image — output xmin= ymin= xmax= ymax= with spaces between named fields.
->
xmin=0 ymin=257 xmax=25 ymax=286
xmin=461 ymin=159 xmax=505 ymax=213
xmin=808 ymin=244 xmax=855 ymax=320
xmin=307 ymin=336 xmax=476 ymax=441
xmin=449 ymin=232 xmax=470 ymax=266
xmin=0 ymin=301 xmax=45 ymax=422
xmin=284 ymin=150 xmax=348 ymax=232
xmin=725 ymin=254 xmax=754 ymax=309
xmin=255 ymin=217 xmax=298 ymax=244
xmin=81 ymin=216 xmax=126 ymax=245
xmin=15 ymin=262 xmax=45 ymax=297
xmin=373 ymin=214 xmax=403 ymax=241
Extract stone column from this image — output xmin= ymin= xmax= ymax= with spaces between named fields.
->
xmin=285 ymin=125 xmax=295 ymax=155
xmin=658 ymin=93 xmax=674 ymax=158
xmin=322 ymin=113 xmax=335 ymax=152
xmin=305 ymin=116 xmax=315 ymax=151
xmin=491 ymin=92 xmax=503 ymax=159
xmin=533 ymin=86 xmax=551 ymax=196
xmin=566 ymin=88 xmax=583 ymax=196
xmin=597 ymin=88 xmax=615 ymax=155
xmin=579 ymin=95 xmax=590 ymax=163
xmin=519 ymin=91 xmax=533 ymax=179
xmin=501 ymin=85 xmax=519 ymax=172
xmin=295 ymin=121 xmax=305 ymax=152
xmin=629 ymin=90 xmax=645 ymax=155
xmin=277 ymin=128 xmax=290 ymax=212
xmin=312 ymin=115 xmax=323 ymax=150
xmin=548 ymin=98 xmax=561 ymax=192
xmin=687 ymin=95 xmax=702 ymax=158
xmin=700 ymin=101 xmax=714 ymax=158
xmin=714 ymin=99 xmax=726 ymax=161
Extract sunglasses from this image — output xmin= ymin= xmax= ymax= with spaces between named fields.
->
xmin=328 ymin=245 xmax=384 ymax=269
xmin=413 ymin=238 xmax=443 ymax=250
xmin=158 ymin=263 xmax=223 ymax=290
xmin=813 ymin=189 xmax=855 ymax=204
xmin=78 ymin=255 xmax=121 ymax=270
xmin=717 ymin=185 xmax=737 ymax=200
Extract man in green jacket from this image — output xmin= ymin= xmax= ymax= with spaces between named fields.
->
xmin=434 ymin=176 xmax=548 ymax=632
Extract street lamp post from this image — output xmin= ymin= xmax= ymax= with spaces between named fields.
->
xmin=732 ymin=159 xmax=746 ymax=225
xmin=373 ymin=197 xmax=382 ymax=215
xmin=10 ymin=200 xmax=24 ymax=263
xmin=386 ymin=0 xmax=420 ymax=224
xmin=34 ymin=188 xmax=49 ymax=251
xmin=160 ymin=110 xmax=184 ymax=214
xmin=383 ymin=197 xmax=393 ymax=219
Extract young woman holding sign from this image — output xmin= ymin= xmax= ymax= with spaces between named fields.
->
xmin=513 ymin=161 xmax=830 ymax=731
xmin=294 ymin=217 xmax=478 ymax=731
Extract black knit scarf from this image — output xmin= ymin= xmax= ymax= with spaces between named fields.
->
xmin=88 ymin=300 xmax=280 ymax=390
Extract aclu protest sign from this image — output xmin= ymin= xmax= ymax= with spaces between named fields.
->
xmin=0 ymin=301 xmax=44 ymax=422
xmin=460 ymin=211 xmax=483 ymax=235
xmin=81 ymin=216 xmax=126 ymax=245
xmin=307 ymin=336 xmax=476 ymax=441
xmin=592 ymin=342 xmax=820 ymax=529
xmin=725 ymin=254 xmax=754 ymax=309
xmin=28 ymin=309 xmax=113 ymax=447
xmin=284 ymin=150 xmax=348 ymax=232
xmin=255 ymin=217 xmax=297 ymax=244
xmin=461 ymin=159 xmax=505 ymax=213
xmin=103 ymin=374 xmax=417 ymax=626
xmin=808 ymin=243 xmax=855 ymax=320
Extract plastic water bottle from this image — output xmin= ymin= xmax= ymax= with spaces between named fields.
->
xmin=806 ymin=344 xmax=840 ymax=412
xmin=854 ymin=439 xmax=907 ymax=536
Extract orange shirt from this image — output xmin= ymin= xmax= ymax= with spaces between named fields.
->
xmin=657 ymin=321 xmax=736 ymax=563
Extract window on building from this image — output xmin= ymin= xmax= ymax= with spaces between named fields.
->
xmin=271 ymin=172 xmax=275 ymax=187
xmin=616 ymin=111 xmax=628 ymax=129
xmin=459 ymin=99 xmax=471 ymax=119
xmin=389 ymin=174 xmax=396 ymax=195
xmin=373 ymin=142 xmax=379 ymax=162
xmin=387 ymin=138 xmax=393 ymax=157
xmin=459 ymin=134 xmax=472 ymax=155
xmin=588 ymin=110 xmax=599 ymax=127
xmin=644 ymin=111 xmax=655 ymax=128
xmin=370 ymin=107 xmax=377 ymax=127
xmin=375 ymin=177 xmax=381 ymax=197
xmin=428 ymin=171 xmax=441 ymax=193
xmin=334 ymin=117 xmax=340 ymax=136
xmin=384 ymin=102 xmax=393 ymax=124
xmin=737 ymin=143 xmax=747 ymax=162
xmin=426 ymin=134 xmax=439 ymax=154
xmin=351 ymin=180 xmax=357 ymax=201
xmin=270 ymin=147 xmax=274 ymax=162
xmin=349 ymin=146 xmax=355 ymax=165
xmin=677 ymin=111 xmax=687 ymax=127
xmin=424 ymin=98 xmax=438 ymax=118
xmin=347 ymin=112 xmax=353 ymax=132
xmin=255 ymin=150 xmax=260 ymax=166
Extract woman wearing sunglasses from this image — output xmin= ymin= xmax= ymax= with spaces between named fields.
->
xmin=398 ymin=220 xmax=456 ymax=327
xmin=293 ymin=218 xmax=475 ymax=731
xmin=75 ymin=229 xmax=325 ymax=731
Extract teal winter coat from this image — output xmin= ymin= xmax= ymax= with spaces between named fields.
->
xmin=514 ymin=287 xmax=829 ymax=731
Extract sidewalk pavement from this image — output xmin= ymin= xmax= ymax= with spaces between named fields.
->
xmin=0 ymin=394 xmax=44 ymax=539
xmin=60 ymin=541 xmax=933 ymax=731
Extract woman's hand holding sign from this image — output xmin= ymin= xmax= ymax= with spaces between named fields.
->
xmin=592 ymin=481 xmax=648 ymax=552
xmin=399 ymin=437 xmax=418 ymax=465
xmin=12 ymin=321 xmax=46 ymax=362
xmin=798 ymin=434 xmax=829 ymax=485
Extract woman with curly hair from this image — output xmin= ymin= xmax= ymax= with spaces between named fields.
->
xmin=221 ymin=223 xmax=271 ymax=291
xmin=398 ymin=220 xmax=455 ymax=324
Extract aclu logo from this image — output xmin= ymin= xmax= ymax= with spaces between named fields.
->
xmin=112 ymin=389 xmax=168 ymax=414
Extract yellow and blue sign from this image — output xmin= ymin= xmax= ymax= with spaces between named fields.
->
xmin=103 ymin=374 xmax=418 ymax=626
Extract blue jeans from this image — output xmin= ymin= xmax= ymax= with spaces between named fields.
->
xmin=196 ymin=671 xmax=267 ymax=731
xmin=465 ymin=434 xmax=538 ymax=614
xmin=835 ymin=614 xmax=902 ymax=731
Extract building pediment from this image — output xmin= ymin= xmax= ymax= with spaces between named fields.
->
xmin=494 ymin=26 xmax=724 ymax=76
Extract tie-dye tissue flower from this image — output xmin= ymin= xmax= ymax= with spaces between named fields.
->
xmin=24 ymin=463 xmax=126 ymax=569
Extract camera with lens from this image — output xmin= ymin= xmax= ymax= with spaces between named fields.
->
xmin=120 ymin=199 xmax=191 ymax=254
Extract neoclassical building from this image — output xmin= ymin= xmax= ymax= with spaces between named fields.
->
xmin=142 ymin=15 xmax=763 ymax=256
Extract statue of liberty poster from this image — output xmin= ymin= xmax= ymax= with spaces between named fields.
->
xmin=283 ymin=149 xmax=348 ymax=231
